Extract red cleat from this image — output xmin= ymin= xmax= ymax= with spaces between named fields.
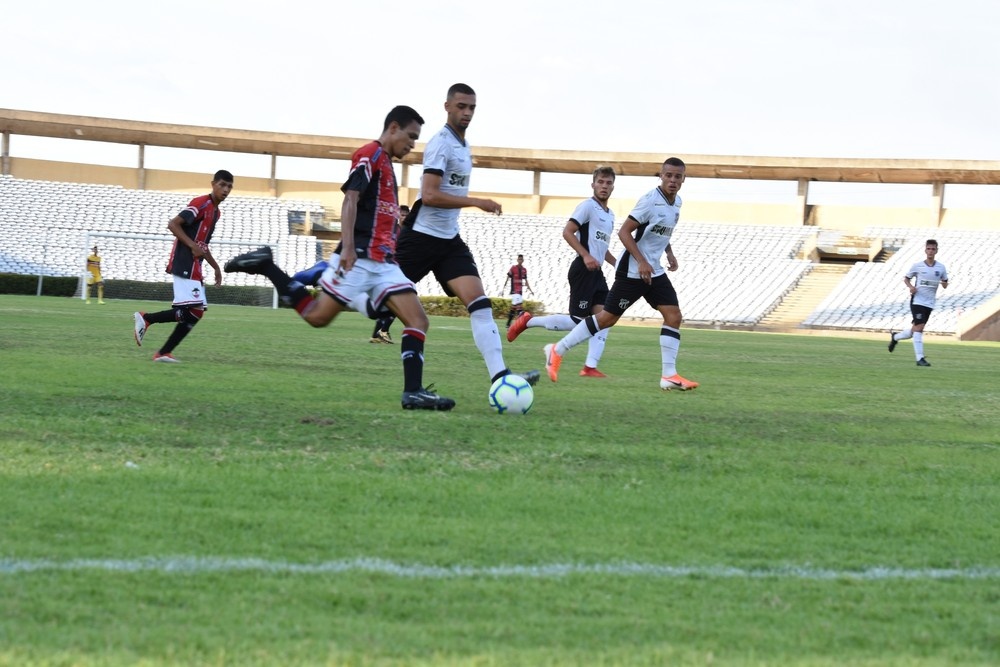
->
xmin=506 ymin=311 xmax=533 ymax=342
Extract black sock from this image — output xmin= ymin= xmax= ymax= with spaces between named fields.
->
xmin=144 ymin=309 xmax=178 ymax=325
xmin=400 ymin=330 xmax=425 ymax=392
xmin=263 ymin=264 xmax=294 ymax=294
xmin=159 ymin=320 xmax=195 ymax=355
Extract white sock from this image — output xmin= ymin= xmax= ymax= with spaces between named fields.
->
xmin=556 ymin=317 xmax=598 ymax=356
xmin=660 ymin=327 xmax=681 ymax=377
xmin=528 ymin=314 xmax=576 ymax=331
xmin=894 ymin=328 xmax=913 ymax=341
xmin=585 ymin=328 xmax=608 ymax=368
xmin=470 ymin=307 xmax=507 ymax=378
xmin=913 ymin=332 xmax=924 ymax=359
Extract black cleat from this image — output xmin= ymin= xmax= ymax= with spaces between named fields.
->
xmin=916 ymin=357 xmax=931 ymax=367
xmin=402 ymin=387 xmax=456 ymax=411
xmin=519 ymin=370 xmax=541 ymax=386
xmin=887 ymin=331 xmax=897 ymax=353
xmin=224 ymin=246 xmax=273 ymax=275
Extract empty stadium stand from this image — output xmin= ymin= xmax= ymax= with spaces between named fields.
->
xmin=3 ymin=175 xmax=997 ymax=335
xmin=412 ymin=214 xmax=816 ymax=327
xmin=0 ymin=175 xmax=323 ymax=289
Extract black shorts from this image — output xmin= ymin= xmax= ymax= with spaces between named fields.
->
xmin=910 ymin=302 xmax=933 ymax=325
xmin=395 ymin=228 xmax=480 ymax=297
xmin=567 ymin=257 xmax=610 ymax=318
xmin=603 ymin=274 xmax=679 ymax=316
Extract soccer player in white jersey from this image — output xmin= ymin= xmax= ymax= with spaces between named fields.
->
xmin=543 ymin=158 xmax=699 ymax=391
xmin=888 ymin=239 xmax=949 ymax=366
xmin=507 ymin=166 xmax=618 ymax=378
xmin=395 ymin=83 xmax=539 ymax=387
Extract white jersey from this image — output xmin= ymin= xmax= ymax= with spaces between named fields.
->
xmin=906 ymin=260 xmax=948 ymax=308
xmin=412 ymin=125 xmax=472 ymax=239
xmin=618 ymin=187 xmax=682 ymax=279
xmin=569 ymin=197 xmax=615 ymax=263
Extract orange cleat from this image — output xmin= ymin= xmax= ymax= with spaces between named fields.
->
xmin=660 ymin=374 xmax=698 ymax=391
xmin=544 ymin=343 xmax=562 ymax=382
xmin=579 ymin=366 xmax=607 ymax=378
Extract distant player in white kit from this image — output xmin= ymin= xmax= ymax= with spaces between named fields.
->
xmin=888 ymin=239 xmax=949 ymax=366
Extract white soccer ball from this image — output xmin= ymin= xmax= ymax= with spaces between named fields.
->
xmin=488 ymin=374 xmax=534 ymax=415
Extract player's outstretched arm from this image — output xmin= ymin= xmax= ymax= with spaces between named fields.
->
xmin=420 ymin=172 xmax=502 ymax=214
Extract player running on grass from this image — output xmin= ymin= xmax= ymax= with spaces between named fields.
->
xmin=223 ymin=105 xmax=455 ymax=411
xmin=132 ymin=170 xmax=232 ymax=363
xmin=394 ymin=83 xmax=539 ymax=388
xmin=507 ymin=166 xmax=618 ymax=378
xmin=888 ymin=239 xmax=949 ymax=366
xmin=543 ymin=158 xmax=699 ymax=391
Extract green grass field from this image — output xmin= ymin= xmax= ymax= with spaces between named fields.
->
xmin=2 ymin=294 xmax=999 ymax=666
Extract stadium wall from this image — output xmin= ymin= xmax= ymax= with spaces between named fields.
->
xmin=811 ymin=204 xmax=998 ymax=232
xmin=957 ymin=293 xmax=1000 ymax=342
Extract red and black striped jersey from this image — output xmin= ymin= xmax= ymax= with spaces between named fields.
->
xmin=167 ymin=194 xmax=220 ymax=281
xmin=339 ymin=141 xmax=400 ymax=263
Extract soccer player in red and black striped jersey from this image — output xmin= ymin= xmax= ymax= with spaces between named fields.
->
xmin=132 ymin=170 xmax=233 ymax=362
xmin=502 ymin=254 xmax=533 ymax=327
xmin=223 ymin=106 xmax=455 ymax=410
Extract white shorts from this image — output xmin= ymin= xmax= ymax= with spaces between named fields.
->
xmin=511 ymin=293 xmax=524 ymax=306
xmin=172 ymin=276 xmax=208 ymax=308
xmin=318 ymin=257 xmax=415 ymax=310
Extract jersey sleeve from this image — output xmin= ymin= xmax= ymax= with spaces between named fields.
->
xmin=568 ymin=200 xmax=590 ymax=227
xmin=342 ymin=144 xmax=380 ymax=194
xmin=422 ymin=134 xmax=449 ymax=176
xmin=628 ymin=191 xmax=654 ymax=224
xmin=178 ymin=195 xmax=202 ymax=223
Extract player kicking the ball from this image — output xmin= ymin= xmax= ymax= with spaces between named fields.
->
xmin=224 ymin=105 xmax=455 ymax=410
xmin=543 ymin=158 xmax=699 ymax=392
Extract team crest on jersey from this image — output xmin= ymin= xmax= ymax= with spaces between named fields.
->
xmin=578 ymin=300 xmax=589 ymax=310
xmin=618 ymin=298 xmax=629 ymax=310
xmin=192 ymin=287 xmax=201 ymax=299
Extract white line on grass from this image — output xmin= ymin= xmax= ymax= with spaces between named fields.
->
xmin=2 ymin=557 xmax=999 ymax=580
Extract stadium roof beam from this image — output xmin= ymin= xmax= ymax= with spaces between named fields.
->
xmin=4 ymin=108 xmax=1000 ymax=185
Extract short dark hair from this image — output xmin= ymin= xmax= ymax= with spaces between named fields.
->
xmin=593 ymin=165 xmax=616 ymax=181
xmin=447 ymin=83 xmax=476 ymax=98
xmin=926 ymin=239 xmax=939 ymax=247
xmin=384 ymin=105 xmax=425 ymax=131
xmin=399 ymin=205 xmax=411 ymax=214
xmin=213 ymin=169 xmax=234 ymax=183
xmin=662 ymin=157 xmax=686 ymax=170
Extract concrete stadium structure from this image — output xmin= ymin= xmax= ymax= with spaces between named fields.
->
xmin=2 ymin=108 xmax=998 ymax=340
